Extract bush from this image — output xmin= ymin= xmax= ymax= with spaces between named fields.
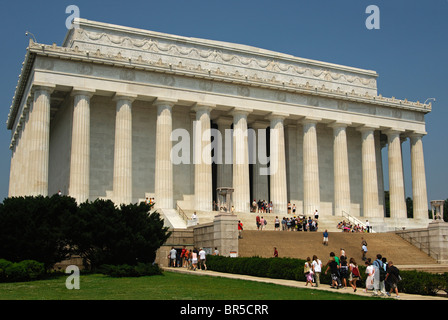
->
xmin=99 ymin=263 xmax=163 ymax=277
xmin=0 ymin=196 xmax=171 ymax=271
xmin=0 ymin=259 xmax=45 ymax=283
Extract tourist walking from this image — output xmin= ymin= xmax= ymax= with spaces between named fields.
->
xmin=304 ymin=257 xmax=314 ymax=286
xmin=322 ymin=229 xmax=329 ymax=246
xmin=373 ymin=254 xmax=387 ymax=296
xmin=349 ymin=258 xmax=361 ymax=292
xmin=339 ymin=255 xmax=349 ymax=289
xmin=364 ymin=259 xmax=375 ymax=293
xmin=325 ymin=255 xmax=340 ymax=289
xmin=191 ymin=248 xmax=198 ymax=271
xmin=169 ymin=247 xmax=177 ymax=267
xmin=274 ymin=216 xmax=280 ymax=231
xmin=384 ymin=260 xmax=401 ymax=298
xmin=198 ymin=248 xmax=207 ymax=270
xmin=273 ymin=247 xmax=279 ymax=258
xmin=238 ymin=220 xmax=243 ymax=239
xmin=361 ymin=239 xmax=368 ymax=261
xmin=312 ymin=255 xmax=322 ymax=287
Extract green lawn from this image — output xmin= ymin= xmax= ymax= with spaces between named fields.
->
xmin=0 ymin=271 xmax=380 ymax=300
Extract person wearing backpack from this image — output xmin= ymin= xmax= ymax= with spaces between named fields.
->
xmin=373 ymin=254 xmax=387 ymax=296
xmin=349 ymin=258 xmax=362 ymax=292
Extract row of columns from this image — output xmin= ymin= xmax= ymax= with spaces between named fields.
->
xmin=9 ymin=87 xmax=429 ymax=222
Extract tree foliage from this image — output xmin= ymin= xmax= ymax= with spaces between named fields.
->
xmin=0 ymin=196 xmax=171 ymax=270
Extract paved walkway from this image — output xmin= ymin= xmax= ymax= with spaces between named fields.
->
xmin=164 ymin=267 xmax=447 ymax=300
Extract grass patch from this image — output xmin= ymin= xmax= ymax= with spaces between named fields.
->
xmin=0 ymin=271 xmax=381 ymax=300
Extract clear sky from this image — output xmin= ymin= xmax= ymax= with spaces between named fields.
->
xmin=0 ymin=0 xmax=447 ymax=204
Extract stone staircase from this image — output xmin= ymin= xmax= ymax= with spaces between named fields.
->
xmin=238 ymin=230 xmax=442 ymax=268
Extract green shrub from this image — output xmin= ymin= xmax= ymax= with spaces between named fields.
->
xmin=0 ymin=259 xmax=13 ymax=281
xmin=0 ymin=259 xmax=45 ymax=282
xmin=99 ymin=263 xmax=163 ymax=277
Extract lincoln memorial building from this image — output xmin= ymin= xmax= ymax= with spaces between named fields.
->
xmin=7 ymin=19 xmax=432 ymax=231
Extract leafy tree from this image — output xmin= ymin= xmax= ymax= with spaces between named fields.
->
xmin=0 ymin=195 xmax=78 ymax=269
xmin=65 ymin=199 xmax=171 ymax=269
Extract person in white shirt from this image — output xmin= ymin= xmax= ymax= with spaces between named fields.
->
xmin=311 ymin=255 xmax=323 ymax=287
xmin=169 ymin=247 xmax=177 ymax=267
xmin=198 ymin=248 xmax=207 ymax=270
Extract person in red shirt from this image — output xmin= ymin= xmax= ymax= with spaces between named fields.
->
xmin=273 ymin=247 xmax=279 ymax=258
xmin=238 ymin=220 xmax=243 ymax=239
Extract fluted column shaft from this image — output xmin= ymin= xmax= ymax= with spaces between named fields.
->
xmin=269 ymin=116 xmax=288 ymax=214
xmin=232 ymin=109 xmax=251 ymax=212
xmin=28 ymin=86 xmax=52 ymax=196
xmin=410 ymin=133 xmax=429 ymax=220
xmin=154 ymin=99 xmax=175 ymax=209
xmin=359 ymin=127 xmax=380 ymax=218
xmin=386 ymin=130 xmax=407 ymax=219
xmin=331 ymin=123 xmax=351 ymax=216
xmin=193 ymin=105 xmax=213 ymax=211
xmin=302 ymin=119 xmax=320 ymax=216
xmin=69 ymin=90 xmax=93 ymax=203
xmin=113 ymin=94 xmax=135 ymax=205
xmin=216 ymin=117 xmax=233 ymax=189
xmin=251 ymin=122 xmax=269 ymax=203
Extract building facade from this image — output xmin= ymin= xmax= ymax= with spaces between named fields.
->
xmin=7 ymin=19 xmax=431 ymax=230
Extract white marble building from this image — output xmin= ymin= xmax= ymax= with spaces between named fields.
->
xmin=7 ymin=19 xmax=431 ymax=230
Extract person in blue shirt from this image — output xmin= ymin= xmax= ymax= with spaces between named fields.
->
xmin=322 ymin=229 xmax=329 ymax=246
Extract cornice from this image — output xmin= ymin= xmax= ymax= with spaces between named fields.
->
xmin=7 ymin=40 xmax=432 ymax=132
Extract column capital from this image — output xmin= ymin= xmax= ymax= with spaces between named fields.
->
xmin=71 ymin=87 xmax=96 ymax=98
xmin=192 ymin=102 xmax=215 ymax=113
xmin=32 ymin=82 xmax=56 ymax=95
xmin=113 ymin=92 xmax=137 ymax=103
xmin=328 ymin=120 xmax=352 ymax=129
xmin=267 ymin=112 xmax=289 ymax=122
xmin=383 ymin=128 xmax=405 ymax=138
xmin=300 ymin=116 xmax=322 ymax=125
xmin=356 ymin=125 xmax=379 ymax=133
xmin=249 ymin=120 xmax=269 ymax=129
xmin=408 ymin=131 xmax=427 ymax=139
xmin=153 ymin=97 xmax=178 ymax=108
xmin=230 ymin=107 xmax=252 ymax=117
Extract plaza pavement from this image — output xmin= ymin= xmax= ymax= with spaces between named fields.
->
xmin=164 ymin=266 xmax=447 ymax=301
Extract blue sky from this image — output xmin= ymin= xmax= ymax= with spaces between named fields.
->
xmin=0 ymin=0 xmax=447 ymax=203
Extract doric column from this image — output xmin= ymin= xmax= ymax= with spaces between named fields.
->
xmin=302 ymin=118 xmax=321 ymax=216
xmin=216 ymin=117 xmax=233 ymax=189
xmin=386 ymin=129 xmax=407 ymax=220
xmin=269 ymin=114 xmax=288 ymax=214
xmin=410 ymin=133 xmax=429 ymax=221
xmin=193 ymin=104 xmax=214 ymax=211
xmin=251 ymin=121 xmax=269 ymax=204
xmin=358 ymin=126 xmax=381 ymax=218
xmin=154 ymin=98 xmax=177 ymax=209
xmin=232 ymin=108 xmax=251 ymax=212
xmin=375 ymin=131 xmax=386 ymax=216
xmin=28 ymin=85 xmax=54 ymax=196
xmin=330 ymin=122 xmax=351 ymax=216
xmin=112 ymin=93 xmax=136 ymax=205
xmin=69 ymin=89 xmax=95 ymax=203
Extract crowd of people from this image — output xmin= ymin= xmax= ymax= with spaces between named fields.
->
xmin=337 ymin=219 xmax=373 ymax=233
xmin=168 ymin=246 xmax=220 ymax=271
xmin=254 ymin=215 xmax=320 ymax=232
xmin=296 ymin=244 xmax=401 ymax=298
